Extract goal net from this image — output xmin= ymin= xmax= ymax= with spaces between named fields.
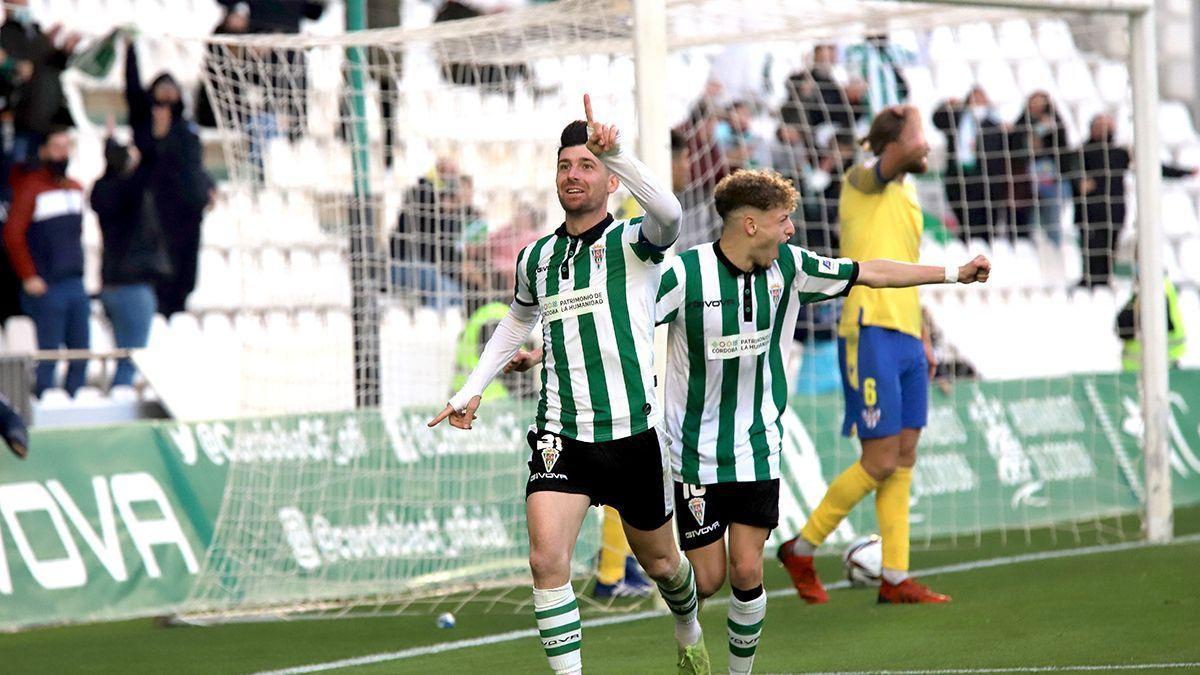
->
xmin=177 ymin=0 xmax=1185 ymax=621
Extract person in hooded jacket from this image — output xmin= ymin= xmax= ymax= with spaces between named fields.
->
xmin=91 ymin=130 xmax=172 ymax=388
xmin=3 ymin=128 xmax=88 ymax=397
xmin=124 ymin=40 xmax=213 ymax=317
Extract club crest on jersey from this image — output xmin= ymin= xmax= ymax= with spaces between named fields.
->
xmin=688 ymin=496 xmax=706 ymax=526
xmin=537 ymin=433 xmax=563 ymax=472
xmin=769 ymin=283 xmax=782 ymax=305
xmin=590 ymin=244 xmax=605 ymax=270
xmin=862 ymin=407 xmax=881 ymax=430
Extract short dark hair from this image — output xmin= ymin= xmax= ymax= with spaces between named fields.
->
xmin=861 ymin=107 xmax=906 ymax=155
xmin=713 ymin=169 xmax=798 ymax=220
xmin=670 ymin=128 xmax=686 ymax=154
xmin=558 ymin=120 xmax=588 ymax=157
xmin=41 ymin=126 xmax=71 ymax=146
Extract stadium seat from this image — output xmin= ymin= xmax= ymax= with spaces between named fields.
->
xmin=4 ymin=316 xmax=36 ymax=354
xmin=39 ymin=388 xmax=72 ymax=407
xmin=109 ymin=384 xmax=139 ymax=402
xmin=935 ymin=60 xmax=975 ymax=100
xmin=996 ymin=19 xmax=1037 ymax=60
xmin=1159 ymin=102 xmax=1199 ymax=149
xmin=927 ymin=26 xmax=959 ymax=64
xmin=1015 ymin=59 xmax=1057 ymax=95
xmin=1178 ymin=287 xmax=1200 ymax=368
xmin=1055 ymin=60 xmax=1100 ymax=104
xmin=1162 ymin=187 xmax=1200 ymax=239
xmin=956 ymin=22 xmax=1000 ymax=62
xmin=1093 ymin=61 xmax=1129 ymax=106
xmin=1177 ymin=237 xmax=1200 ymax=284
xmin=975 ymin=60 xmax=1019 ymax=109
xmin=1036 ymin=20 xmax=1078 ymax=62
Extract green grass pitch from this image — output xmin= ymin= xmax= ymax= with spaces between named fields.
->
xmin=3 ymin=506 xmax=1198 ymax=674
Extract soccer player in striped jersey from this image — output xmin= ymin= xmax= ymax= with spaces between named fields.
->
xmin=429 ymin=95 xmax=710 ymax=675
xmin=778 ymin=104 xmax=962 ymax=605
xmin=655 ymin=169 xmax=988 ymax=674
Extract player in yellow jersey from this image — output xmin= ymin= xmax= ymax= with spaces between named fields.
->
xmin=778 ymin=105 xmax=979 ymax=604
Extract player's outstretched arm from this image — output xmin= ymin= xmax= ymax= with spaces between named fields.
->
xmin=427 ymin=301 xmax=540 ymax=430
xmin=856 ymin=254 xmax=990 ymax=288
xmin=583 ymin=93 xmax=682 ymax=249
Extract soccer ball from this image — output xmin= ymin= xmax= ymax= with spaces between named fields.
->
xmin=842 ymin=534 xmax=883 ymax=587
xmin=436 ymin=612 xmax=456 ymax=628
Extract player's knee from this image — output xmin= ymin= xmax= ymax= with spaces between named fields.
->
xmin=694 ymin=568 xmax=726 ymax=599
xmin=728 ymin=557 xmax=763 ymax=590
xmin=637 ymin=550 xmax=680 ymax=583
xmin=528 ymin=547 xmax=571 ymax=586
xmin=861 ymin=454 xmax=897 ymax=481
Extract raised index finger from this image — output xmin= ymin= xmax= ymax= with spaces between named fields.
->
xmin=583 ymin=93 xmax=594 ymax=126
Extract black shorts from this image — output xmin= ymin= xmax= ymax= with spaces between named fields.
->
xmin=674 ymin=479 xmax=780 ymax=551
xmin=526 ymin=427 xmax=673 ymax=532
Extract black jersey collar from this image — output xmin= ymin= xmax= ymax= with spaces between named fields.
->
xmin=713 ymin=239 xmax=762 ymax=276
xmin=555 ymin=214 xmax=614 ymax=246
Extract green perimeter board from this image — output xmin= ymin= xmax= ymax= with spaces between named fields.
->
xmin=0 ymin=371 xmax=1196 ymax=630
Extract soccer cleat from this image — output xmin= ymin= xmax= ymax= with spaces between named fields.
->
xmin=877 ymin=578 xmax=951 ymax=604
xmin=677 ymin=638 xmax=711 ymax=675
xmin=776 ymin=537 xmax=828 ymax=604
xmin=591 ymin=579 xmax=653 ymax=599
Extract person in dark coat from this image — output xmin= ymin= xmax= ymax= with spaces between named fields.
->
xmin=1009 ymin=91 xmax=1070 ymax=242
xmin=0 ymin=0 xmax=79 ymax=163
xmin=91 ymin=133 xmax=172 ymax=388
xmin=1067 ymin=114 xmax=1197 ymax=287
xmin=125 ymin=41 xmax=213 ymax=317
xmin=932 ymin=86 xmax=1011 ymax=242
xmin=216 ymin=0 xmax=328 ymax=34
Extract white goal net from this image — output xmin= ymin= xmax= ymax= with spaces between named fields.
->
xmin=176 ymin=0 xmax=1186 ymax=621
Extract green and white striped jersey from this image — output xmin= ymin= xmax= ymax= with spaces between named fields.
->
xmin=655 ymin=241 xmax=858 ymax=484
xmin=515 ymin=214 xmax=666 ymax=443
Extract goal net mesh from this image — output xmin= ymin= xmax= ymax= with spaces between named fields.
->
xmin=177 ymin=0 xmax=1175 ymax=620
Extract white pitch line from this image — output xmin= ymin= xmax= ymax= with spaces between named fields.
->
xmin=255 ymin=533 xmax=1200 ymax=675
xmin=812 ymin=664 xmax=1200 ymax=674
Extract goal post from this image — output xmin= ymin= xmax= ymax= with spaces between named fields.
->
xmin=179 ymin=0 xmax=1180 ymax=622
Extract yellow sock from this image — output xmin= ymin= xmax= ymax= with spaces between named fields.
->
xmin=876 ymin=466 xmax=912 ymax=572
xmin=800 ymin=461 xmax=879 ymax=548
xmin=596 ymin=505 xmax=631 ymax=585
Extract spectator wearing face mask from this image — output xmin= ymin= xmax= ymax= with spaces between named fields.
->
xmin=125 ymin=41 xmax=214 ymax=317
xmin=1067 ymin=114 xmax=1197 ymax=287
xmin=0 ymin=0 xmax=80 ymax=163
xmin=91 ymin=128 xmax=172 ymax=388
xmin=933 ymin=86 xmax=1010 ymax=242
xmin=3 ymin=128 xmax=89 ymax=396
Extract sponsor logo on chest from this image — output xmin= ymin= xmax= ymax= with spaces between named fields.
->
xmin=540 ymin=285 xmax=608 ymax=322
xmin=706 ymin=328 xmax=772 ymax=360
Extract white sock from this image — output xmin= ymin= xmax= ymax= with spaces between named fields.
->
xmin=533 ymin=583 xmax=582 ymax=674
xmin=882 ymin=568 xmax=909 ymax=585
xmin=728 ymin=585 xmax=766 ymax=675
xmin=791 ymin=536 xmax=817 ymax=556
xmin=655 ymin=556 xmax=702 ymax=646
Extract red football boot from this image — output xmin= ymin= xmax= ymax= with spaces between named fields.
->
xmin=776 ymin=536 xmax=828 ymax=604
xmin=877 ymin=578 xmax=951 ymax=604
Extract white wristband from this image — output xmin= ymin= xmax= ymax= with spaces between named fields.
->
xmin=944 ymin=265 xmax=959 ymax=284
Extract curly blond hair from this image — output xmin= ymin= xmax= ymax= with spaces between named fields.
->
xmin=713 ymin=169 xmax=798 ymax=220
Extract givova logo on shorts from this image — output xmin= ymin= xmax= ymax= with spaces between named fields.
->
xmin=537 ymin=433 xmax=563 ymax=472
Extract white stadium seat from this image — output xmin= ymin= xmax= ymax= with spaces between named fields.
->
xmin=1093 ymin=61 xmax=1129 ymax=106
xmin=1159 ymin=102 xmax=1199 ymax=149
